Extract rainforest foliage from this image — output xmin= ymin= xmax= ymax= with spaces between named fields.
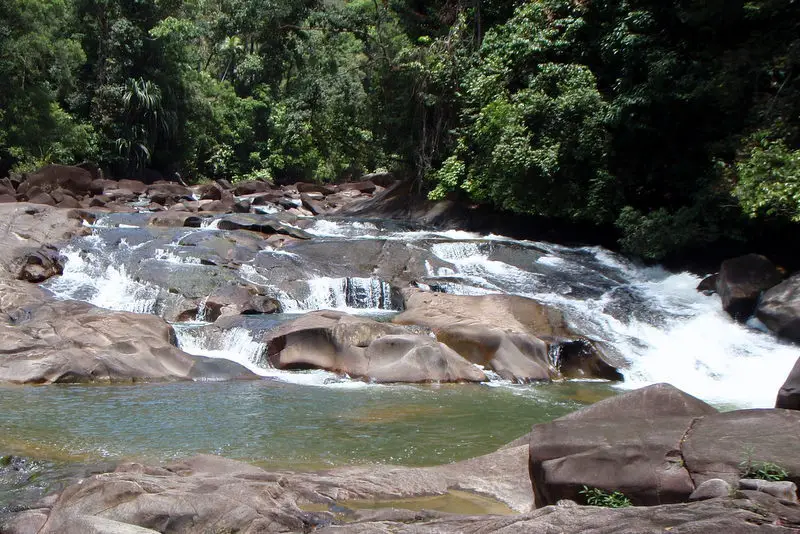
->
xmin=1 ymin=0 xmax=798 ymax=259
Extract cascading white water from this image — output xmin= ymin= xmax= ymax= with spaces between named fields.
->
xmin=283 ymin=276 xmax=398 ymax=312
xmin=424 ymin=238 xmax=800 ymax=408
xmin=173 ymin=324 xmax=371 ymax=388
xmin=46 ymin=245 xmax=162 ymax=314
xmin=45 ymin=217 xmax=799 ymax=405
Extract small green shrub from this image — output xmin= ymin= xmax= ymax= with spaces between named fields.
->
xmin=579 ymin=486 xmax=632 ymax=508
xmin=739 ymin=447 xmax=790 ymax=481
xmin=740 ymin=460 xmax=789 ymax=481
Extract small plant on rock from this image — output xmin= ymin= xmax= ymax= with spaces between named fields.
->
xmin=739 ymin=448 xmax=790 ymax=481
xmin=579 ymin=486 xmax=632 ymax=508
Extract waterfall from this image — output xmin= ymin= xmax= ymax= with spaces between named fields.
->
xmin=46 ymin=245 xmax=162 ymax=315
xmin=285 ymin=277 xmax=399 ymax=312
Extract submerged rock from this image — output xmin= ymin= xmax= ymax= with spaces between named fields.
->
xmin=265 ymin=310 xmax=485 ymax=383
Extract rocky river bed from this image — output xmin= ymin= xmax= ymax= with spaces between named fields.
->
xmin=0 ymin=166 xmax=799 ymax=532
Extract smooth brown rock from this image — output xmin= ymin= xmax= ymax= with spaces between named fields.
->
xmin=296 ymin=182 xmax=336 ymax=195
xmin=689 ymin=478 xmax=733 ymax=501
xmin=0 ymin=293 xmax=256 ymax=384
xmin=191 ymin=183 xmax=223 ymax=200
xmin=116 ymin=179 xmax=148 ymax=194
xmin=145 ymin=182 xmax=192 ymax=205
xmin=697 ymin=273 xmax=718 ymax=294
xmin=27 ymin=192 xmax=55 ymax=206
xmin=12 ymin=245 xmax=63 ymax=283
xmin=339 ymin=180 xmax=377 ymax=194
xmin=717 ymin=254 xmax=783 ymax=321
xmin=739 ymin=479 xmax=799 ymax=503
xmin=528 ymin=384 xmax=717 ymax=507
xmin=300 ymin=192 xmax=327 ymax=215
xmin=265 ymin=310 xmax=485 ymax=383
xmin=215 ymin=214 xmax=312 ymax=239
xmin=5 ymin=446 xmax=800 ymax=534
xmin=147 ymin=212 xmax=204 ymax=228
xmin=232 ymin=180 xmax=271 ymax=196
xmin=17 ymin=165 xmax=94 ymax=197
xmin=0 ymin=203 xmax=85 ymax=279
xmin=394 ymin=290 xmax=622 ymax=382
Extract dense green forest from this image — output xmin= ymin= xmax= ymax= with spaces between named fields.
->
xmin=1 ymin=0 xmax=799 ymax=261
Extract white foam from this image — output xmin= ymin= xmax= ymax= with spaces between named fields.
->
xmin=174 ymin=324 xmax=374 ymax=388
xmin=47 ymin=246 xmax=160 ymax=314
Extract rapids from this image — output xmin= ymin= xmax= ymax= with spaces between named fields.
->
xmin=42 ymin=214 xmax=798 ymax=408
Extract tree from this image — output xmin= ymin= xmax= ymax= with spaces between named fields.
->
xmin=0 ymin=0 xmax=91 ymax=173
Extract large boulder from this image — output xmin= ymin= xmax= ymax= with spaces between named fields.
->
xmin=339 ymin=180 xmax=377 ymax=195
xmin=757 ymin=273 xmax=800 ymax=342
xmin=266 ymin=239 xmax=452 ymax=289
xmin=264 ymin=310 xmax=485 ymax=383
xmin=17 ymin=165 xmax=94 ymax=198
xmin=0 ymin=286 xmax=256 ymax=384
xmin=145 ymin=182 xmax=193 ymax=206
xmin=394 ymin=290 xmax=622 ymax=382
xmin=296 ymin=182 xmax=336 ymax=195
xmin=300 ymin=192 xmax=327 ymax=215
xmin=528 ymin=384 xmax=718 ymax=507
xmin=232 ymin=180 xmax=271 ymax=196
xmin=11 ymin=245 xmax=63 ymax=283
xmin=528 ymin=384 xmax=800 ymax=509
xmin=777 ymin=357 xmax=800 ymax=410
xmin=717 ymin=254 xmax=783 ymax=321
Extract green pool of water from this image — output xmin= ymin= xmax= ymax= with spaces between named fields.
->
xmin=0 ymin=379 xmax=616 ymax=468
xmin=301 ymin=489 xmax=516 ymax=517
xmin=0 ymin=379 xmax=618 ymax=510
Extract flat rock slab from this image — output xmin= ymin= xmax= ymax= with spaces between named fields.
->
xmin=314 ymin=495 xmax=800 ymax=533
xmin=2 ymin=443 xmax=535 ymax=533
xmin=682 ymin=408 xmax=800 ymax=487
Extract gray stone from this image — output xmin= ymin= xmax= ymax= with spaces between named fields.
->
xmin=777 ymin=357 xmax=800 ymax=410
xmin=739 ymin=479 xmax=799 ymax=503
xmin=689 ymin=478 xmax=733 ymax=501
xmin=757 ymin=273 xmax=800 ymax=343
xmin=717 ymin=254 xmax=783 ymax=321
